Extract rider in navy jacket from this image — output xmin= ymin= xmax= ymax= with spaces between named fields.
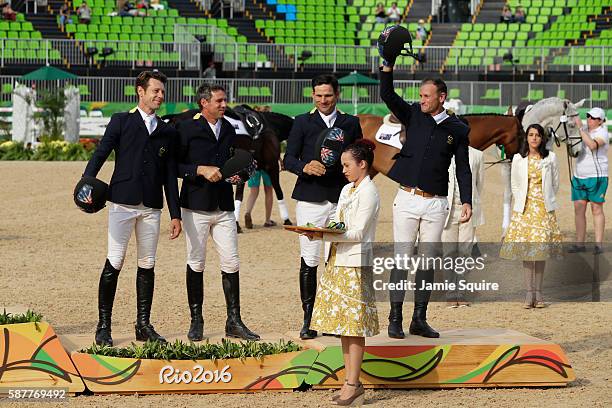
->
xmin=84 ymin=108 xmax=181 ymax=219
xmin=380 ymin=70 xmax=472 ymax=204
xmin=175 ymin=112 xmax=236 ymax=212
xmin=284 ymin=108 xmax=363 ymax=203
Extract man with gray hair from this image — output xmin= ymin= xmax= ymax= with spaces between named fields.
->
xmin=175 ymin=83 xmax=260 ymax=341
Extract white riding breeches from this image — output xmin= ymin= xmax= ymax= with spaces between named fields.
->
xmin=295 ymin=200 xmax=337 ymax=267
xmin=392 ymin=189 xmax=448 ymax=267
xmin=182 ymin=208 xmax=239 ymax=273
xmin=107 ymin=202 xmax=161 ymax=270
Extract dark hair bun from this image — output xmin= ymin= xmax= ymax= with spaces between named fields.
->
xmin=355 ymin=138 xmax=376 ymax=151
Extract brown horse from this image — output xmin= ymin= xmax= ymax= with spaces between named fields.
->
xmin=358 ymin=113 xmax=524 ymax=177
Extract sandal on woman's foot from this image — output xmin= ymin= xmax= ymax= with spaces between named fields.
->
xmin=332 ymin=380 xmax=348 ymax=401
xmin=334 ymin=382 xmax=364 ymax=406
xmin=523 ymin=291 xmax=534 ymax=309
xmin=263 ymin=220 xmax=277 ymax=227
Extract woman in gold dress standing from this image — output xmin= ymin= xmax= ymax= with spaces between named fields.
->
xmin=500 ymin=124 xmax=562 ymax=308
xmin=303 ymin=139 xmax=379 ymax=406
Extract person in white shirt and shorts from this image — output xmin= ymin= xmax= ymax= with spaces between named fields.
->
xmin=569 ymin=107 xmax=609 ymax=255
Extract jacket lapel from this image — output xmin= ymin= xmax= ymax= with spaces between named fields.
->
xmin=333 ymin=112 xmax=347 ymax=129
xmin=310 ymin=110 xmax=329 ymax=130
xmin=149 ymin=116 xmax=166 ymax=138
xmin=129 ymin=108 xmax=149 ymax=136
xmin=194 ymin=115 xmax=218 ymax=141
xmin=217 ymin=119 xmax=231 ymax=145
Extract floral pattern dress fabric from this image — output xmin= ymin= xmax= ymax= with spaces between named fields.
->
xmin=500 ymin=156 xmax=563 ymax=261
xmin=311 ymin=187 xmax=380 ymax=337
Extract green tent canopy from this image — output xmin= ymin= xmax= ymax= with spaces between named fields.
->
xmin=337 ymin=71 xmax=379 ymax=85
xmin=20 ymin=66 xmax=78 ymax=81
xmin=338 ymin=71 xmax=379 ymax=114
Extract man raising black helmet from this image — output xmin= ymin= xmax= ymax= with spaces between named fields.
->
xmin=284 ymin=74 xmax=363 ymax=340
xmin=378 ymin=26 xmax=472 ymax=339
xmin=175 ymin=83 xmax=260 ymax=342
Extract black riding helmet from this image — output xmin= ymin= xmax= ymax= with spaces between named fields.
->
xmin=221 ymin=148 xmax=257 ymax=185
xmin=378 ymin=25 xmax=414 ymax=64
xmin=314 ymin=127 xmax=346 ymax=168
xmin=74 ymin=176 xmax=109 ymax=213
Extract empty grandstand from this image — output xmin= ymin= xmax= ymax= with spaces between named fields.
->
xmin=0 ymin=0 xmax=610 ymax=121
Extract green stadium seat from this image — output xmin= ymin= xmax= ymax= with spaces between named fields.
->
xmin=1 ymin=83 xmax=12 ymax=94
xmin=238 ymin=86 xmax=249 ymax=97
xmin=523 ymin=89 xmax=544 ymax=100
xmin=124 ymin=85 xmax=136 ymax=97
xmin=449 ymin=89 xmax=460 ymax=99
xmin=482 ymin=89 xmax=501 ymax=100
xmin=261 ymin=86 xmax=272 ymax=97
xmin=78 ymin=84 xmax=90 ymax=96
xmin=592 ymin=90 xmax=608 ymax=102
xmin=183 ymin=85 xmax=195 ymax=97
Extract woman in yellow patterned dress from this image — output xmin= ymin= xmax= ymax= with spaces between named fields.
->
xmin=500 ymin=124 xmax=562 ymax=308
xmin=302 ymin=139 xmax=379 ymax=406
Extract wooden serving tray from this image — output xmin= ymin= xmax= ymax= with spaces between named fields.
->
xmin=283 ymin=225 xmax=345 ymax=234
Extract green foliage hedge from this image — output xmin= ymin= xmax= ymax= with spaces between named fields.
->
xmin=81 ymin=338 xmax=302 ymax=361
xmin=0 ymin=141 xmax=113 ymax=161
xmin=0 ymin=309 xmax=43 ymax=325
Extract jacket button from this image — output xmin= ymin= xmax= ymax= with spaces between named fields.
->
xmin=143 ymin=160 xmax=147 ymax=164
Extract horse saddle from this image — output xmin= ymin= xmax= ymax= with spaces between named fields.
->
xmin=376 ymin=115 xmax=404 ymax=150
xmin=383 ymin=113 xmax=403 ymax=127
xmin=230 ymin=105 xmax=265 ymax=139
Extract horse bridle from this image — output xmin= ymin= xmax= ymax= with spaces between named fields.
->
xmin=548 ymin=105 xmax=581 ymax=184
xmin=549 ymin=109 xmax=580 ymax=152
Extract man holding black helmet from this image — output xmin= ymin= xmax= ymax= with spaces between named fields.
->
xmin=378 ymin=26 xmax=472 ymax=339
xmin=284 ymin=74 xmax=363 ymax=340
xmin=175 ymin=83 xmax=260 ymax=342
xmin=81 ymin=70 xmax=182 ymax=347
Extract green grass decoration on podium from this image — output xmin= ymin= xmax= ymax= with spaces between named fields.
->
xmin=81 ymin=338 xmax=302 ymax=361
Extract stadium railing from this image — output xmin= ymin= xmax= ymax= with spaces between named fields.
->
xmin=1 ymin=76 xmax=609 ymax=109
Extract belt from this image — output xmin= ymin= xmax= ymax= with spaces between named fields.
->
xmin=399 ymin=185 xmax=436 ymax=198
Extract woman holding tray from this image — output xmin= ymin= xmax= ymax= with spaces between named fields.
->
xmin=300 ymin=139 xmax=380 ymax=406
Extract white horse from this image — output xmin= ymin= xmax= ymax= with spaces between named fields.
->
xmin=521 ymin=97 xmax=585 ymax=157
xmin=500 ymin=97 xmax=585 ymax=236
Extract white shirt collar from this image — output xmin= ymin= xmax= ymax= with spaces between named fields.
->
xmin=318 ymin=108 xmax=338 ymax=128
xmin=137 ymin=106 xmax=156 ymax=122
xmin=207 ymin=118 xmax=222 ymax=140
xmin=432 ymin=109 xmax=449 ymax=124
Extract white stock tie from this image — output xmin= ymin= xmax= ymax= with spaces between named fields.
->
xmin=145 ymin=116 xmax=154 ymax=135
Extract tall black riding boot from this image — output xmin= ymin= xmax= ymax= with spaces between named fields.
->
xmin=135 ymin=266 xmax=166 ymax=343
xmin=95 ymin=259 xmax=120 ymax=346
xmin=388 ymin=268 xmax=408 ymax=339
xmin=222 ymin=271 xmax=260 ymax=340
xmin=186 ymin=265 xmax=204 ymax=341
xmin=409 ymin=269 xmax=439 ymax=338
xmin=299 ymin=258 xmax=318 ymax=340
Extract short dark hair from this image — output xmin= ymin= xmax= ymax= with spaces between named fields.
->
xmin=420 ymin=77 xmax=447 ymax=96
xmin=312 ymin=74 xmax=339 ymax=94
xmin=135 ymin=70 xmax=167 ymax=94
xmin=196 ymin=83 xmax=226 ymax=109
xmin=520 ymin=123 xmax=550 ymax=158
